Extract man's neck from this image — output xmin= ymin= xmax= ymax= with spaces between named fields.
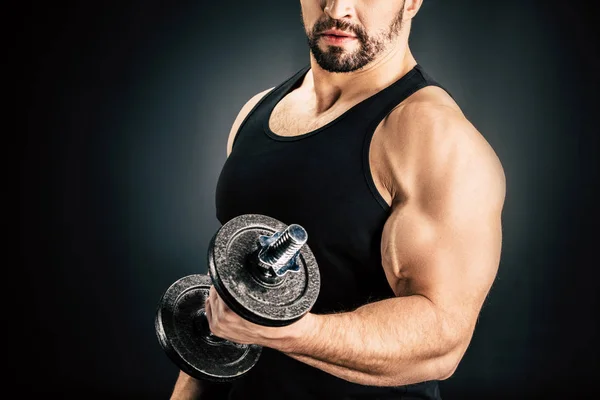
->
xmin=306 ymin=41 xmax=417 ymax=114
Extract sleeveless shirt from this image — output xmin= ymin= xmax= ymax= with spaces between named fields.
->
xmin=214 ymin=63 xmax=448 ymax=400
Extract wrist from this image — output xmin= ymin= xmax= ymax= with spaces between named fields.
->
xmin=269 ymin=312 xmax=319 ymax=353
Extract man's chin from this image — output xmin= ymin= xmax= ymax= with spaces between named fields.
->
xmin=314 ymin=61 xmax=361 ymax=73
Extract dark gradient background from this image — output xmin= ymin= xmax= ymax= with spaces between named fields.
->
xmin=21 ymin=0 xmax=598 ymax=398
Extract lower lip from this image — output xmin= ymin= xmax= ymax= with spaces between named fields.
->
xmin=321 ymin=35 xmax=357 ymax=45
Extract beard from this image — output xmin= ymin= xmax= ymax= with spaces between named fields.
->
xmin=305 ymin=9 xmax=404 ymax=73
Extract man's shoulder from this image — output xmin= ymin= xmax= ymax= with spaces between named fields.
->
xmin=238 ymin=87 xmax=277 ymax=120
xmin=383 ymin=85 xmax=495 ymax=160
xmin=387 ymin=85 xmax=464 ymax=132
xmin=376 ymin=85 xmax=505 ymax=203
xmin=226 ymin=87 xmax=276 ymax=156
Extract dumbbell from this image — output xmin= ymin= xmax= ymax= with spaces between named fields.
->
xmin=155 ymin=214 xmax=321 ymax=382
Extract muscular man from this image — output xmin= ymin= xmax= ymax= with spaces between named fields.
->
xmin=171 ymin=0 xmax=505 ymax=398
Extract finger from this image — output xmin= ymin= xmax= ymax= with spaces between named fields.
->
xmin=205 ymin=296 xmax=212 ymax=320
xmin=209 ymin=285 xmax=218 ymax=302
xmin=209 ymin=286 xmax=224 ymax=315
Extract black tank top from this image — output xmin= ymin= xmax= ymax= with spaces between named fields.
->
xmin=215 ymin=64 xmax=448 ymax=400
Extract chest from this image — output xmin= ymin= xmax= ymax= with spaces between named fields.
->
xmin=268 ymin=95 xmax=352 ymax=137
xmin=266 ymin=97 xmax=393 ymax=207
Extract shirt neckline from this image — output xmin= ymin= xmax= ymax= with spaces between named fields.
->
xmin=263 ymin=64 xmax=421 ymax=142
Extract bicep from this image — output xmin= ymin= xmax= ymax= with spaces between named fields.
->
xmin=226 ymin=87 xmax=274 ymax=157
xmin=380 ymin=132 xmax=505 ymax=332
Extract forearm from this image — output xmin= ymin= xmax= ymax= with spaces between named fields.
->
xmin=170 ymin=371 xmax=203 ymax=400
xmin=270 ymin=295 xmax=461 ymax=386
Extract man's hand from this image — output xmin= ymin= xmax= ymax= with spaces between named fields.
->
xmin=204 ymin=286 xmax=313 ymax=348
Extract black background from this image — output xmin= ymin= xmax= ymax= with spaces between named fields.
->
xmin=21 ymin=1 xmax=598 ymax=398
